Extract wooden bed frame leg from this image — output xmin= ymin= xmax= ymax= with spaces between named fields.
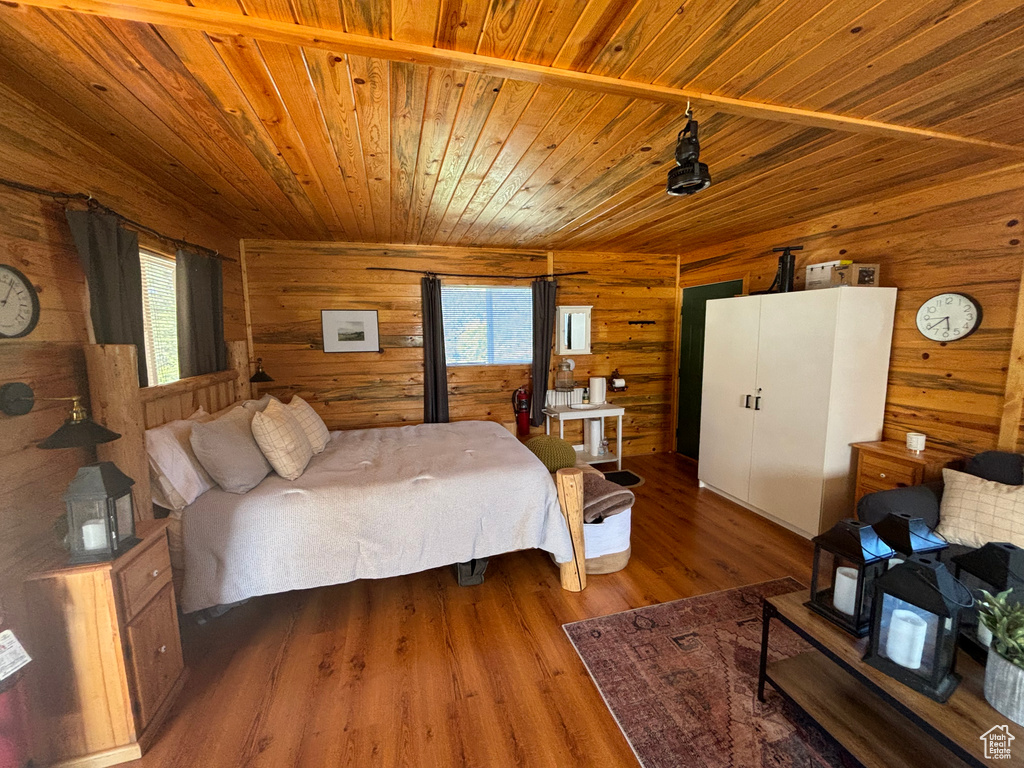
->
xmin=555 ymin=468 xmax=586 ymax=592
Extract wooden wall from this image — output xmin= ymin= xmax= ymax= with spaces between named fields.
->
xmin=243 ymin=241 xmax=677 ymax=454
xmin=0 ymin=80 xmax=244 ymax=632
xmin=678 ymin=164 xmax=1024 ymax=455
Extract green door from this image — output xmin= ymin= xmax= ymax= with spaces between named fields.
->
xmin=676 ymin=280 xmax=744 ymax=459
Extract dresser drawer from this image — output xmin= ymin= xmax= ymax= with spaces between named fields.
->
xmin=125 ymin=582 xmax=183 ymax=729
xmin=859 ymin=453 xmax=921 ymax=488
xmin=117 ymin=535 xmax=172 ymax=622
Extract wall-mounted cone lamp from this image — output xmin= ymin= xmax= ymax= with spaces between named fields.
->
xmin=0 ymin=382 xmax=120 ymax=448
xmin=250 ymin=358 xmax=274 ymax=383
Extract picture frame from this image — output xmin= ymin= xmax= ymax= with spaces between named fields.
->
xmin=321 ymin=309 xmax=380 ymax=353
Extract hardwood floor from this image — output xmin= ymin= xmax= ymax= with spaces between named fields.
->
xmin=138 ymin=453 xmax=814 ymax=767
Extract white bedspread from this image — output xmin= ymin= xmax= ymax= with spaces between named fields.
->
xmin=180 ymin=420 xmax=571 ymax=613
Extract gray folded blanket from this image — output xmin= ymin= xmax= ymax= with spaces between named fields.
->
xmin=582 ymin=472 xmax=635 ymax=523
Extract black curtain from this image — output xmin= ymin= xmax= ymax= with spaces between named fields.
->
xmin=66 ymin=210 xmax=148 ymax=387
xmin=530 ymin=278 xmax=557 ymax=427
xmin=176 ymin=248 xmax=226 ymax=378
xmin=421 ymin=276 xmax=449 ymax=423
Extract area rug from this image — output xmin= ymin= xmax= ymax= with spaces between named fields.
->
xmin=564 ymin=579 xmax=861 ymax=768
xmin=603 ymin=470 xmax=644 ymax=488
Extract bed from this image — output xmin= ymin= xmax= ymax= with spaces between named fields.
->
xmin=84 ymin=342 xmax=587 ymax=614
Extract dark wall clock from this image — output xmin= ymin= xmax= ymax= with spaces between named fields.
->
xmin=915 ymin=292 xmax=980 ymax=342
xmin=0 ymin=265 xmax=40 ymax=338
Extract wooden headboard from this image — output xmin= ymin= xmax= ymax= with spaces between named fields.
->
xmin=139 ymin=369 xmax=242 ymax=429
xmin=86 ymin=340 xmax=251 ymax=520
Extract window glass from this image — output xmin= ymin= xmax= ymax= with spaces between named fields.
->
xmin=140 ymin=250 xmax=180 ymax=385
xmin=441 ymin=286 xmax=533 ymax=366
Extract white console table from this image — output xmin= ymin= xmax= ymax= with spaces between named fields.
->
xmin=543 ymin=403 xmax=625 ymax=470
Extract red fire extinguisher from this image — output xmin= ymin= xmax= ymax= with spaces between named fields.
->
xmin=512 ymin=386 xmax=531 ymax=437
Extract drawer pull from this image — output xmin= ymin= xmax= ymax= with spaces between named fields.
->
xmin=152 ymin=569 xmax=160 ymax=578
xmin=879 ymin=473 xmax=886 ymax=479
xmin=159 ymin=645 xmax=167 ymax=654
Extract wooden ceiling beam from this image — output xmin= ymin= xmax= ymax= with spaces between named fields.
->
xmin=6 ymin=0 xmax=1023 ymax=155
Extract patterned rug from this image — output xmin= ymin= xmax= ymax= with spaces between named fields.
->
xmin=564 ymin=579 xmax=863 ymax=768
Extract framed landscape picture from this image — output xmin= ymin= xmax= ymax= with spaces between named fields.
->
xmin=321 ymin=309 xmax=380 ymax=353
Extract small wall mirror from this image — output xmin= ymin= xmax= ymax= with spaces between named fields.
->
xmin=556 ymin=305 xmax=592 ymax=355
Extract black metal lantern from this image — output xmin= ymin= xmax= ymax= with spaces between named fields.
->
xmin=952 ymin=542 xmax=1024 ymax=659
xmin=864 ymin=555 xmax=968 ymax=702
xmin=64 ymin=462 xmax=140 ymax=564
xmin=873 ymin=512 xmax=948 ymax=558
xmin=808 ymin=519 xmax=895 ymax=636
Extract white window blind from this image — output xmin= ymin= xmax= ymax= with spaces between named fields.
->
xmin=441 ymin=286 xmax=533 ymax=366
xmin=140 ymin=250 xmax=180 ymax=385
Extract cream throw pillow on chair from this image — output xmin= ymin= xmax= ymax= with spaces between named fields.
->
xmin=938 ymin=468 xmax=1024 ymax=549
xmin=252 ymin=398 xmax=313 ymax=480
xmin=287 ymin=395 xmax=330 ymax=454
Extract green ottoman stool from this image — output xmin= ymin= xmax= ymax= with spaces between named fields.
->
xmin=526 ymin=435 xmax=577 ymax=472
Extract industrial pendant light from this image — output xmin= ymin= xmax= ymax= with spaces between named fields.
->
xmin=667 ymin=103 xmax=711 ymax=196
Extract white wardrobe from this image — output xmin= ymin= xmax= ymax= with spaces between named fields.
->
xmin=698 ymin=287 xmax=897 ymax=538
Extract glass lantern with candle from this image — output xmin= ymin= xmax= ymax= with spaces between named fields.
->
xmin=807 ymin=519 xmax=894 ymax=636
xmin=873 ymin=512 xmax=948 ymax=559
xmin=64 ymin=462 xmax=139 ymax=564
xmin=951 ymin=542 xmax=1024 ymax=660
xmin=864 ymin=554 xmax=968 ymax=702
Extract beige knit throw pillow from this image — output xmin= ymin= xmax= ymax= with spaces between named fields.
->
xmin=938 ymin=468 xmax=1024 ymax=549
xmin=286 ymin=395 xmax=330 ymax=454
xmin=251 ymin=398 xmax=314 ymax=480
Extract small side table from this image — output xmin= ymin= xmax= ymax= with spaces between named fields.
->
xmin=544 ymin=403 xmax=625 ymax=470
xmin=851 ymin=440 xmax=967 ymax=508
xmin=24 ymin=519 xmax=186 ymax=767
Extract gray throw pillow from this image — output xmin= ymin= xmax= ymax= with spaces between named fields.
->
xmin=189 ymin=407 xmax=272 ymax=494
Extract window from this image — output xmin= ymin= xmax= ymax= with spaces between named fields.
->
xmin=441 ymin=286 xmax=532 ymax=366
xmin=139 ymin=250 xmax=180 ymax=385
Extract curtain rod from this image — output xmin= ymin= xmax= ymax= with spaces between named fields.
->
xmin=0 ymin=177 xmax=232 ymax=262
xmin=366 ymin=267 xmax=588 ymax=280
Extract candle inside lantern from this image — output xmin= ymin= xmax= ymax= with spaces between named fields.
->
xmin=886 ymin=609 xmax=928 ymax=669
xmin=977 ymin=621 xmax=993 ymax=648
xmin=832 ymin=566 xmax=859 ymax=616
xmin=81 ymin=520 xmax=107 ymax=551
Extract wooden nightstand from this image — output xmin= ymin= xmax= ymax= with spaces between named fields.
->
xmin=852 ymin=440 xmax=967 ymax=508
xmin=23 ymin=519 xmax=186 ymax=767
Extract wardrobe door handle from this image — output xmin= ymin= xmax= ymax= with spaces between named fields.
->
xmin=744 ymin=395 xmax=752 ymax=409
xmin=754 ymin=396 xmax=761 ymax=411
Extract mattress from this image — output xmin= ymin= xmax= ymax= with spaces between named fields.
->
xmin=179 ymin=420 xmax=572 ymax=613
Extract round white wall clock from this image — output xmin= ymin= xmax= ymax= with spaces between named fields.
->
xmin=0 ymin=265 xmax=40 ymax=338
xmin=915 ymin=293 xmax=981 ymax=342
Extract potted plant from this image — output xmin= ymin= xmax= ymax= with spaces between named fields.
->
xmin=978 ymin=589 xmax=1024 ymax=726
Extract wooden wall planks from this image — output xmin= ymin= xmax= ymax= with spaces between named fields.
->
xmin=243 ymin=241 xmax=677 ymax=454
xmin=678 ymin=165 xmax=1024 ymax=455
xmin=0 ymin=80 xmax=244 ymax=633
xmin=0 ymin=4 xmax=1020 ymax=254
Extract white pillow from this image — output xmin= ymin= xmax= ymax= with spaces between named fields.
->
xmin=287 ymin=396 xmax=330 ymax=454
xmin=145 ymin=417 xmax=215 ymax=510
xmin=251 ymin=398 xmax=313 ymax=480
xmin=938 ymin=469 xmax=1024 ymax=549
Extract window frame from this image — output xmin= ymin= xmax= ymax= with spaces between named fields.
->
xmin=139 ymin=247 xmax=181 ymax=386
xmin=440 ymin=284 xmax=534 ymax=368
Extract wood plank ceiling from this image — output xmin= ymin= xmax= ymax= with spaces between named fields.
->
xmin=0 ymin=0 xmax=1022 ymax=252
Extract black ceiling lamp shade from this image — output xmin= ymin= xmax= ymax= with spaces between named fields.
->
xmin=667 ymin=106 xmax=712 ymax=197
xmin=0 ymin=382 xmax=121 ymax=449
xmin=250 ymin=357 xmax=274 ymax=383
